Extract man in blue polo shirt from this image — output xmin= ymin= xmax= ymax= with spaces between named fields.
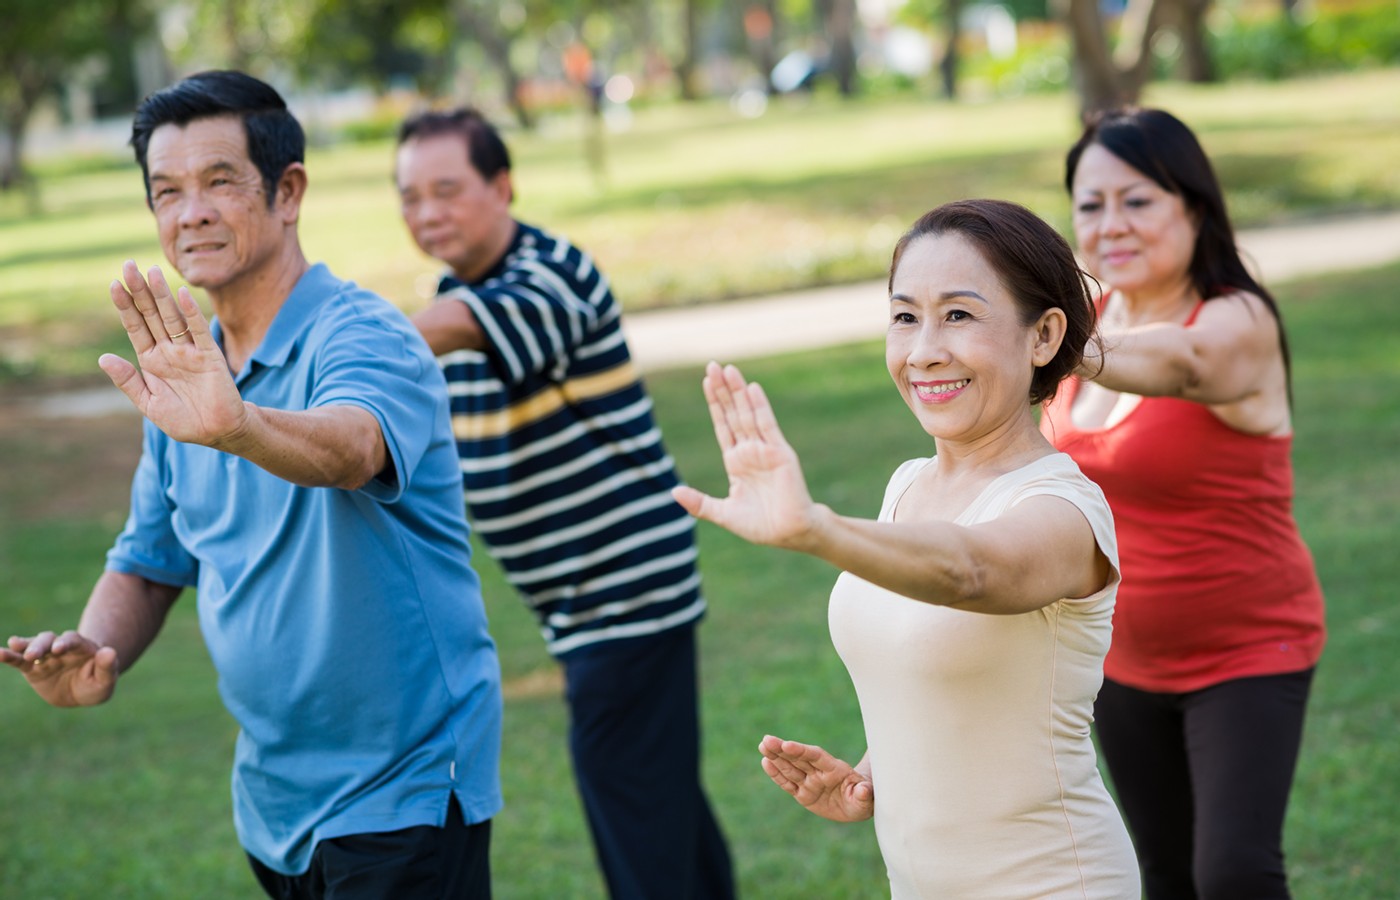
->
xmin=1 ymin=72 xmax=502 ymax=898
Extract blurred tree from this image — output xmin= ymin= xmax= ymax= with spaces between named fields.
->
xmin=817 ymin=0 xmax=859 ymax=95
xmin=452 ymin=0 xmax=535 ymax=128
xmin=1058 ymin=0 xmax=1166 ymax=114
xmin=743 ymin=2 xmax=782 ymax=92
xmin=898 ymin=0 xmax=964 ymax=99
xmin=676 ymin=0 xmax=706 ymax=99
xmin=1 ymin=0 xmax=153 ymax=202
xmin=166 ymin=0 xmax=307 ymax=77
xmin=297 ymin=0 xmax=454 ymax=94
xmin=1173 ymin=0 xmax=1216 ymax=83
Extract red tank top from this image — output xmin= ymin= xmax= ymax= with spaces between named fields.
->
xmin=1041 ymin=303 xmax=1325 ymax=693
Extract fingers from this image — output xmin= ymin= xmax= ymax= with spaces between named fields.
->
xmin=175 ymin=285 xmax=216 ymax=351
xmin=671 ymin=485 xmax=709 ymax=520
xmin=702 ymin=362 xmax=736 ymax=450
xmin=703 ymin=361 xmax=776 ymax=449
xmin=113 ymin=262 xmax=197 ymax=351
xmin=110 ymin=276 xmax=156 ymax=355
xmin=98 ymin=353 xmax=149 ymax=411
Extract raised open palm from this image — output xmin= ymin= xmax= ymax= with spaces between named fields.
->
xmin=671 ymin=362 xmax=819 ymax=549
xmin=99 ymin=261 xmax=247 ymax=446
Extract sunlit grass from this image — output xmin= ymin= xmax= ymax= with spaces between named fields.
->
xmin=2 ymin=259 xmax=1398 ymax=896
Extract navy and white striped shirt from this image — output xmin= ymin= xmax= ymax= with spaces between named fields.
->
xmin=438 ymin=222 xmax=705 ymax=656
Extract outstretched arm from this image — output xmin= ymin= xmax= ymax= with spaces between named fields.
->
xmin=2 ymin=572 xmax=181 ymax=707
xmin=673 ymin=363 xmax=1109 ymax=614
xmin=759 ymin=735 xmax=874 ymax=823
xmin=411 ymin=297 xmax=488 ymax=355
xmin=99 ymin=262 xmax=388 ymax=490
xmin=1080 ymin=291 xmax=1282 ymax=405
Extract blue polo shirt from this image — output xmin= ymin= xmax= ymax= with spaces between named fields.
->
xmin=106 ymin=264 xmax=502 ymax=875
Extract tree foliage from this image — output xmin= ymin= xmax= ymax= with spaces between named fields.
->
xmin=0 ymin=0 xmax=153 ymax=193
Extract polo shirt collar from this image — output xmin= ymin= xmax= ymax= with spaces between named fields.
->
xmin=213 ymin=263 xmax=339 ymax=378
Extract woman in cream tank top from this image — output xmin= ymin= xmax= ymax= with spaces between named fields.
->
xmin=674 ymin=200 xmax=1138 ymax=898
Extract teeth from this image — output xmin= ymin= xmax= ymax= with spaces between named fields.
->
xmin=916 ymin=379 xmax=969 ymax=396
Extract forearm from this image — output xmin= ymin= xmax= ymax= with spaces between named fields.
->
xmin=213 ymin=402 xmax=388 ymax=490
xmin=792 ymin=507 xmax=985 ymax=609
xmin=412 ymin=298 xmax=488 ymax=355
xmin=1082 ymin=323 xmax=1199 ymax=397
xmin=78 ymin=571 xmax=182 ymax=673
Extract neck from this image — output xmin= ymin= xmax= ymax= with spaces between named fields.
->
xmin=452 ymin=218 xmax=518 ymax=283
xmin=1112 ymin=275 xmax=1201 ymax=326
xmin=930 ymin=407 xmax=1053 ymax=482
xmin=206 ymin=242 xmax=310 ymax=372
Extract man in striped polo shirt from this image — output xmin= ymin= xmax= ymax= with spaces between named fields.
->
xmin=394 ymin=109 xmax=735 ymax=899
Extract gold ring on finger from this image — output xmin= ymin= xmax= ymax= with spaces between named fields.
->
xmin=169 ymin=328 xmax=191 ymax=340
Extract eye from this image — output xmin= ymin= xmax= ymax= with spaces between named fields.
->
xmin=1125 ymin=196 xmax=1152 ymax=209
xmin=891 ymin=310 xmax=917 ymax=325
xmin=1075 ymin=200 xmax=1102 ymax=214
xmin=945 ymin=309 xmax=970 ymax=323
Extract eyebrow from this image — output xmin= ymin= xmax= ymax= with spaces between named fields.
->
xmin=890 ymin=290 xmax=990 ymax=304
xmin=1075 ymin=179 xmax=1151 ymax=196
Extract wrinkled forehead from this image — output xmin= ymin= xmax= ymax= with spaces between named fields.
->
xmin=148 ymin=115 xmax=252 ymax=176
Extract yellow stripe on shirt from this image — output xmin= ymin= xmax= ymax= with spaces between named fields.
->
xmin=452 ymin=360 xmax=640 ymax=441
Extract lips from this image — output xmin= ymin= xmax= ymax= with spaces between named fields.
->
xmin=913 ymin=378 xmax=970 ymax=401
xmin=182 ymin=241 xmax=226 ymax=253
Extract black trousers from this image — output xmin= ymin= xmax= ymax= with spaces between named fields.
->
xmin=562 ymin=625 xmax=736 ymax=900
xmin=247 ymin=797 xmax=491 ymax=899
xmin=1095 ymin=669 xmax=1314 ymax=900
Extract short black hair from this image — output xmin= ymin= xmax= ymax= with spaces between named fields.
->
xmin=130 ymin=70 xmax=304 ymax=209
xmin=397 ymin=107 xmax=512 ymax=182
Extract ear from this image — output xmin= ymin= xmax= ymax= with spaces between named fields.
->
xmin=274 ymin=162 xmax=309 ymax=225
xmin=1031 ymin=308 xmax=1067 ymax=368
xmin=491 ymin=169 xmax=514 ymax=205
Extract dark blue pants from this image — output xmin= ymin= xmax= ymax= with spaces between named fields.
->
xmin=1095 ymin=669 xmax=1314 ymax=900
xmin=563 ymin=625 xmax=736 ymax=900
xmin=247 ymin=797 xmax=491 ymax=899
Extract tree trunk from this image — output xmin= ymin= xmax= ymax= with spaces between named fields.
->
xmin=676 ymin=0 xmax=700 ymax=100
xmin=1176 ymin=0 xmax=1216 ymax=83
xmin=826 ymin=0 xmax=858 ymax=96
xmin=939 ymin=0 xmax=963 ymax=100
xmin=0 ymin=68 xmax=45 ymax=213
xmin=453 ymin=1 xmax=534 ymax=129
xmin=1063 ymin=0 xmax=1169 ymax=117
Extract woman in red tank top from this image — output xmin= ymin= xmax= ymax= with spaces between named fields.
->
xmin=1041 ymin=108 xmax=1325 ymax=899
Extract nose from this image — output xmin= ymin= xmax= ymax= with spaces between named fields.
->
xmin=1098 ymin=200 xmax=1130 ymax=237
xmin=176 ymin=188 xmax=218 ymax=229
xmin=412 ymin=196 xmax=447 ymax=227
xmin=905 ymin=320 xmax=951 ymax=370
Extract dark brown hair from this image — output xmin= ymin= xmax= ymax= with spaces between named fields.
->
xmin=889 ymin=199 xmax=1098 ymax=406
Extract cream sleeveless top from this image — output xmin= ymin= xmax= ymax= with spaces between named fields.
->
xmin=829 ymin=452 xmax=1139 ymax=899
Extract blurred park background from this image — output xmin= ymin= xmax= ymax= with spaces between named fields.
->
xmin=3 ymin=0 xmax=1400 ymax=896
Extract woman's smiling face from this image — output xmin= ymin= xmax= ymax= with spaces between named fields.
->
xmin=886 ymin=232 xmax=1057 ymax=446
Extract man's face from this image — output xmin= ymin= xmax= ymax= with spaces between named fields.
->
xmin=396 ymin=133 xmax=513 ymax=281
xmin=146 ymin=115 xmax=291 ymax=292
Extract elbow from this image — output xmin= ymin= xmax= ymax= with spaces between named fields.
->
xmin=943 ymin=560 xmax=990 ymax=609
xmin=334 ymin=452 xmax=384 ymax=492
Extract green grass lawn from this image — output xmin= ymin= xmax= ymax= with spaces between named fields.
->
xmin=1 ymin=69 xmax=1399 ymax=379
xmin=1 ymin=258 xmax=1397 ymax=897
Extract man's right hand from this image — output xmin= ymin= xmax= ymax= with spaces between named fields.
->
xmin=2 ymin=631 xmax=119 ymax=707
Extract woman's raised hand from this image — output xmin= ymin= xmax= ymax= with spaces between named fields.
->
xmin=758 ymin=735 xmax=874 ymax=822
xmin=671 ymin=362 xmax=821 ymax=550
